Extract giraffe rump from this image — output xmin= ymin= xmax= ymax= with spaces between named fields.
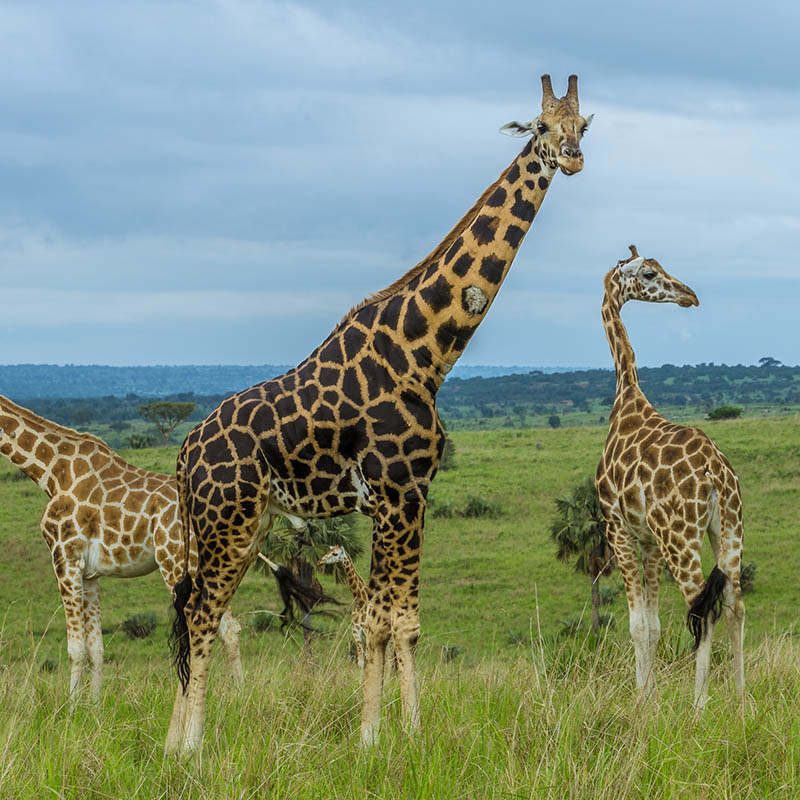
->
xmin=686 ymin=566 xmax=727 ymax=651
xmin=169 ymin=573 xmax=193 ymax=692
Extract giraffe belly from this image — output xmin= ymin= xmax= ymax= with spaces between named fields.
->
xmin=84 ymin=538 xmax=158 ymax=579
xmin=265 ymin=464 xmax=374 ymax=522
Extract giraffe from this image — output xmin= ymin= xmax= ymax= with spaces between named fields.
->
xmin=167 ymin=74 xmax=592 ymax=754
xmin=595 ymin=246 xmax=745 ymax=708
xmin=0 ymin=394 xmax=244 ymax=700
xmin=317 ymin=544 xmax=372 ymax=675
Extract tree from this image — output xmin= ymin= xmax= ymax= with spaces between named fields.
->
xmin=261 ymin=515 xmax=362 ymax=659
xmin=547 ymin=414 xmax=561 ymax=429
xmin=137 ymin=401 xmax=196 ymax=445
xmin=550 ymin=476 xmax=615 ymax=636
xmin=758 ymin=356 xmax=781 ymax=368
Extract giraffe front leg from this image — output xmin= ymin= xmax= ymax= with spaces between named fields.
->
xmin=81 ymin=577 xmax=104 ymax=701
xmin=52 ymin=555 xmax=87 ymax=702
xmin=640 ymin=540 xmax=663 ymax=693
xmin=361 ymin=595 xmax=391 ymax=746
xmin=607 ymin=525 xmax=649 ymax=692
xmin=360 ymin=500 xmax=424 ymax=745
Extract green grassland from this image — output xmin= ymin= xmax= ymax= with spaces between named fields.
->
xmin=0 ymin=415 xmax=798 ymax=797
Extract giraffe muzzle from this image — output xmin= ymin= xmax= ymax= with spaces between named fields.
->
xmin=557 ymin=147 xmax=584 ymax=175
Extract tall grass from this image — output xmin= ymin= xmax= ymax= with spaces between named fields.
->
xmin=1 ymin=620 xmax=798 ymax=799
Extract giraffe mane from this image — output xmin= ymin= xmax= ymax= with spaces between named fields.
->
xmin=336 ymin=159 xmax=517 ymax=327
xmin=0 ymin=394 xmax=119 ymax=457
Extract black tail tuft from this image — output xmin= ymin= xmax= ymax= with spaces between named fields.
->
xmin=169 ymin=574 xmax=193 ymax=691
xmin=687 ymin=566 xmax=727 ymax=650
xmin=268 ymin=564 xmax=340 ymax=629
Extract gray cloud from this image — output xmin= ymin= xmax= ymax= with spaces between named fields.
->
xmin=0 ymin=0 xmax=797 ymax=368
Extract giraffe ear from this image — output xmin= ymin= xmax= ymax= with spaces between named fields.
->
xmin=499 ymin=120 xmax=535 ymax=137
xmin=619 ymin=256 xmax=645 ymax=275
xmin=584 ymin=113 xmax=594 ymax=130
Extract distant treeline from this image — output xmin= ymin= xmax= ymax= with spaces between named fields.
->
xmin=6 ymin=362 xmax=798 ymax=429
xmin=0 ymin=363 xmax=580 ymax=400
xmin=437 ymin=361 xmax=800 ymax=419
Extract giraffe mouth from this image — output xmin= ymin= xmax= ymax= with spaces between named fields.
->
xmin=558 ymin=158 xmax=584 ymax=176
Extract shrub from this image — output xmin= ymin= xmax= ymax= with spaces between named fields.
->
xmin=598 ymin=584 xmax=623 ymax=606
xmin=439 ymin=436 xmax=456 ymax=471
xmin=429 ymin=497 xmax=455 ymax=519
xmin=707 ymin=406 xmax=742 ymax=420
xmin=547 ymin=415 xmax=561 ymax=429
xmin=740 ymin=561 xmax=757 ymax=594
xmin=251 ymin=611 xmax=278 ymax=633
xmin=121 ymin=611 xmax=157 ymax=640
xmin=462 ymin=495 xmax=502 ymax=518
xmin=126 ymin=433 xmax=157 ymax=449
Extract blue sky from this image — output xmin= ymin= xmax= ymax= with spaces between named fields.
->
xmin=1 ymin=1 xmax=798 ymax=369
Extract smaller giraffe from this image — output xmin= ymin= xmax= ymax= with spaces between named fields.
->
xmin=595 ymin=246 xmax=745 ymax=708
xmin=0 ymin=395 xmax=242 ymax=700
xmin=316 ymin=545 xmax=396 ymax=678
xmin=317 ymin=545 xmax=369 ymax=673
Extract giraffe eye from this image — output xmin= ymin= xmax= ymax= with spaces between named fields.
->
xmin=536 ymin=121 xmax=548 ymax=134
xmin=642 ymin=270 xmax=657 ymax=280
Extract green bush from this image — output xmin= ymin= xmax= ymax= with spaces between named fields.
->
xmin=741 ymin=561 xmax=757 ymax=594
xmin=707 ymin=405 xmax=742 ymax=420
xmin=250 ymin=611 xmax=279 ymax=633
xmin=462 ymin=495 xmax=503 ymax=518
xmin=126 ymin=433 xmax=157 ymax=449
xmin=121 ymin=611 xmax=157 ymax=640
xmin=598 ymin=584 xmax=623 ymax=606
xmin=429 ymin=497 xmax=456 ymax=519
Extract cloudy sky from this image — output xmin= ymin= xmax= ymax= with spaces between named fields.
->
xmin=2 ymin=0 xmax=798 ymax=370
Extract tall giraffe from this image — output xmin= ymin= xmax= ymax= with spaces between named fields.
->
xmin=317 ymin=544 xmax=370 ymax=675
xmin=167 ymin=74 xmax=592 ymax=754
xmin=0 ymin=395 xmax=243 ymax=699
xmin=595 ymin=246 xmax=745 ymax=707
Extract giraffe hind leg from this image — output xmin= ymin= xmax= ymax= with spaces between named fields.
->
xmin=82 ymin=577 xmax=104 ymax=701
xmin=687 ymin=565 xmax=727 ymax=708
xmin=218 ymin=607 xmax=244 ymax=687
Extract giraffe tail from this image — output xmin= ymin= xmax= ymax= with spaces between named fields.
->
xmin=686 ymin=566 xmax=727 ymax=651
xmin=169 ymin=445 xmax=194 ymax=692
xmin=258 ymin=554 xmax=341 ymax=629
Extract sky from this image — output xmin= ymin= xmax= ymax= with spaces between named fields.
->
xmin=1 ymin=0 xmax=798 ymax=370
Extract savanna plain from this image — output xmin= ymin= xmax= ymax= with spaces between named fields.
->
xmin=0 ymin=416 xmax=798 ymax=799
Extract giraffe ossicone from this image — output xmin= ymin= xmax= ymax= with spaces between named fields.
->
xmin=595 ymin=246 xmax=745 ymax=708
xmin=166 ymin=73 xmax=591 ymax=755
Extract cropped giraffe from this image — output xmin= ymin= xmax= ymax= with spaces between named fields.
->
xmin=595 ymin=246 xmax=745 ymax=707
xmin=0 ymin=395 xmax=243 ymax=699
xmin=317 ymin=544 xmax=371 ymax=675
xmin=168 ymin=74 xmax=592 ymax=754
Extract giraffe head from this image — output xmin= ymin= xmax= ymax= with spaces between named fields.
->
xmin=500 ymin=74 xmax=592 ymax=175
xmin=611 ymin=244 xmax=700 ymax=308
xmin=317 ymin=544 xmax=347 ymax=567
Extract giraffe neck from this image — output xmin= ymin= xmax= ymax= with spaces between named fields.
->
xmin=0 ymin=394 xmax=107 ymax=495
xmin=339 ymin=553 xmax=369 ymax=607
xmin=343 ymin=137 xmax=558 ymax=394
xmin=601 ymin=276 xmax=647 ymax=418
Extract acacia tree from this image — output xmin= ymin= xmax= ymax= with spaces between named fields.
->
xmin=261 ymin=515 xmax=362 ymax=657
xmin=550 ymin=476 xmax=615 ymax=636
xmin=137 ymin=401 xmax=195 ymax=445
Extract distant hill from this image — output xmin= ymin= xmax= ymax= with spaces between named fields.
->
xmin=0 ymin=363 xmax=583 ymax=400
